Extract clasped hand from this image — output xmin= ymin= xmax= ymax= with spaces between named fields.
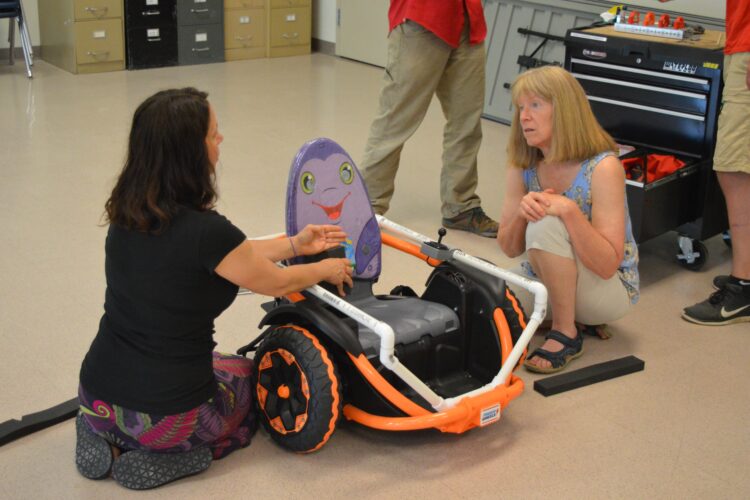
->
xmin=518 ymin=188 xmax=575 ymax=222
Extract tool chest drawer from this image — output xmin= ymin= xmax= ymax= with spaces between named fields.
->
xmin=565 ymin=24 xmax=727 ymax=267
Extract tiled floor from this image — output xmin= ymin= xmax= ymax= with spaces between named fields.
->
xmin=0 ymin=54 xmax=747 ymax=499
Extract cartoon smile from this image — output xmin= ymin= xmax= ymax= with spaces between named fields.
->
xmin=312 ymin=192 xmax=351 ymax=221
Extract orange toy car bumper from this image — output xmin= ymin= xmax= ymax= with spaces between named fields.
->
xmin=342 ymin=374 xmax=525 ymax=434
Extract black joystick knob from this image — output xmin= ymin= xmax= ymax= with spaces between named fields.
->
xmin=437 ymin=227 xmax=446 ymax=246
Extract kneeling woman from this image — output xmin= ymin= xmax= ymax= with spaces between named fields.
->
xmin=497 ymin=66 xmax=639 ymax=374
xmin=76 ymin=88 xmax=353 ymax=489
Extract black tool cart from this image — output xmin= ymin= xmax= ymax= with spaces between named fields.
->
xmin=564 ymin=25 xmax=728 ymax=270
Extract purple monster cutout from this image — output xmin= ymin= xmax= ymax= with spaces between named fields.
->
xmin=286 ymin=138 xmax=382 ymax=280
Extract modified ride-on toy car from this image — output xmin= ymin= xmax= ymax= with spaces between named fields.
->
xmin=237 ymin=138 xmax=547 ymax=452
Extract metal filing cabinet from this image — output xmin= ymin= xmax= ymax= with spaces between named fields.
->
xmin=564 ymin=25 xmax=728 ymax=269
xmin=125 ymin=0 xmax=178 ymax=69
xmin=224 ymin=0 xmax=266 ymax=61
xmin=177 ymin=0 xmax=225 ymax=66
xmin=38 ymin=0 xmax=125 ymax=74
xmin=268 ymin=0 xmax=310 ymax=58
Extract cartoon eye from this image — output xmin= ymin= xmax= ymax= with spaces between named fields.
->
xmin=300 ymin=171 xmax=315 ymax=194
xmin=339 ymin=162 xmax=354 ymax=185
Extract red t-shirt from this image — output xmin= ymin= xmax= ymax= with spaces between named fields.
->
xmin=725 ymin=0 xmax=750 ymax=54
xmin=388 ymin=0 xmax=487 ymax=48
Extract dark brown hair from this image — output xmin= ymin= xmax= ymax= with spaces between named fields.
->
xmin=105 ymin=87 xmax=216 ymax=233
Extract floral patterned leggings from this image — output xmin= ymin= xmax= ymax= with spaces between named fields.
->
xmin=78 ymin=352 xmax=256 ymax=460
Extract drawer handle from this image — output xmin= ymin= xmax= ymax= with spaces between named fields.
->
xmin=192 ymin=47 xmax=211 ymax=52
xmin=235 ymin=35 xmax=253 ymax=40
xmin=142 ymin=10 xmax=160 ymax=16
xmin=191 ymin=8 xmax=210 ymax=13
xmin=86 ymin=50 xmax=110 ymax=60
xmin=147 ymin=37 xmax=162 ymax=42
xmin=282 ymin=32 xmax=299 ymax=39
xmin=84 ymin=6 xmax=108 ymax=18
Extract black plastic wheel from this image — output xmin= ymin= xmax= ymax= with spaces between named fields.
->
xmin=677 ymin=239 xmax=708 ymax=271
xmin=254 ymin=325 xmax=342 ymax=453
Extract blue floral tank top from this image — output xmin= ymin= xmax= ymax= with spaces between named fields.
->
xmin=522 ymin=152 xmax=640 ymax=304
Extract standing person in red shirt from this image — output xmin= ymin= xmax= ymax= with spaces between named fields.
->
xmin=359 ymin=0 xmax=499 ymax=237
xmin=683 ymin=0 xmax=750 ymax=325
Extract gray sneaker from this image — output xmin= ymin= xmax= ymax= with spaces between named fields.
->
xmin=112 ymin=447 xmax=212 ymax=490
xmin=75 ymin=412 xmax=113 ymax=480
xmin=442 ymin=207 xmax=499 ymax=238
xmin=682 ymin=283 xmax=750 ymax=326
xmin=713 ymin=275 xmax=730 ymax=290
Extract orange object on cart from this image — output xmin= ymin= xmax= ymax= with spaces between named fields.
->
xmin=622 ymin=154 xmax=686 ymax=182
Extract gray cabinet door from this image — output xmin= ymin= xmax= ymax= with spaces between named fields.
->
xmin=483 ymin=0 xmax=599 ymax=124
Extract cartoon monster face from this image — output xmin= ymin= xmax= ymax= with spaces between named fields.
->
xmin=286 ymin=138 xmax=381 ymax=279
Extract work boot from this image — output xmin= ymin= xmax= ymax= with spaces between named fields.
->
xmin=442 ymin=207 xmax=499 ymax=238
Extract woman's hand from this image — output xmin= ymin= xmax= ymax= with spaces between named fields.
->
xmin=518 ymin=189 xmax=576 ymax=221
xmin=320 ymin=258 xmax=354 ymax=296
xmin=293 ymin=224 xmax=347 ymax=256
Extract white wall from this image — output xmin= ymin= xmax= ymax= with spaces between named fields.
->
xmin=313 ymin=0 xmax=336 ymax=43
xmin=0 ymin=0 xmax=39 ymax=49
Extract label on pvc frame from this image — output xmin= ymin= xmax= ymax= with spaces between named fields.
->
xmin=479 ymin=404 xmax=501 ymax=426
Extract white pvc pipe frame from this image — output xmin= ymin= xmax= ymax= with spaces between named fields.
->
xmin=254 ymin=215 xmax=548 ymax=413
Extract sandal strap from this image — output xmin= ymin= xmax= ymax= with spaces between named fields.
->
xmin=527 ymin=347 xmax=566 ymax=368
xmin=545 ymin=329 xmax=582 ymax=349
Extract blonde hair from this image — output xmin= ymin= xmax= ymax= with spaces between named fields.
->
xmin=507 ymin=66 xmax=616 ymax=168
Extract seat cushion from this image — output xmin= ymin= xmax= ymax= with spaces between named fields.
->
xmin=352 ymin=296 xmax=459 ymax=357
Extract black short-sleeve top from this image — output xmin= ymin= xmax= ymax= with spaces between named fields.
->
xmin=79 ymin=208 xmax=246 ymax=415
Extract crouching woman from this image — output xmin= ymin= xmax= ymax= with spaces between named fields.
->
xmin=497 ymin=66 xmax=639 ymax=374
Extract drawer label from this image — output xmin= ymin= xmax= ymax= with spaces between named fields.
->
xmin=92 ymin=30 xmax=107 ymax=39
xmin=286 ymin=14 xmax=297 ymax=22
xmin=147 ymin=28 xmax=160 ymax=38
xmin=663 ymin=61 xmax=698 ymax=75
xmin=196 ymin=33 xmax=208 ymax=42
xmin=146 ymin=0 xmax=159 ymax=5
xmin=240 ymin=16 xmax=251 ymax=24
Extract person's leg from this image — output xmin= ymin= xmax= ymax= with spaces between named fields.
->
xmin=683 ymin=52 xmax=750 ymax=325
xmin=719 ymin=171 xmax=750 ymax=280
xmin=523 ymin=217 xmax=579 ymax=370
xmin=360 ymin=22 xmax=451 ymax=215
xmin=434 ymin=21 xmax=485 ymax=220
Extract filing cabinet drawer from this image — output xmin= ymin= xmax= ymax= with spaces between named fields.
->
xmin=74 ymin=19 xmax=124 ymax=64
xmin=225 ymin=8 xmax=265 ymax=49
xmin=269 ymin=7 xmax=310 ymax=47
xmin=178 ymin=23 xmax=224 ymax=65
xmin=225 ymin=0 xmax=264 ymax=8
xmin=270 ymin=0 xmax=310 ymax=7
xmin=126 ymin=24 xmax=179 ymax=68
xmin=177 ymin=0 xmax=223 ymax=26
xmin=125 ymin=0 xmax=176 ymax=29
xmin=74 ymin=0 xmax=122 ymax=20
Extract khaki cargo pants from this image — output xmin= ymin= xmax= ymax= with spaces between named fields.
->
xmin=360 ymin=19 xmax=485 ymax=218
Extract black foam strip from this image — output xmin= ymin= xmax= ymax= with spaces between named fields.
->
xmin=0 ymin=397 xmax=79 ymax=447
xmin=533 ymin=356 xmax=645 ymax=397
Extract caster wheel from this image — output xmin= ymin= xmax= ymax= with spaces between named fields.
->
xmin=676 ymin=237 xmax=707 ymax=271
xmin=254 ymin=325 xmax=342 ymax=453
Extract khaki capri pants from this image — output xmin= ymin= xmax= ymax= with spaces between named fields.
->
xmin=510 ymin=216 xmax=632 ymax=325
